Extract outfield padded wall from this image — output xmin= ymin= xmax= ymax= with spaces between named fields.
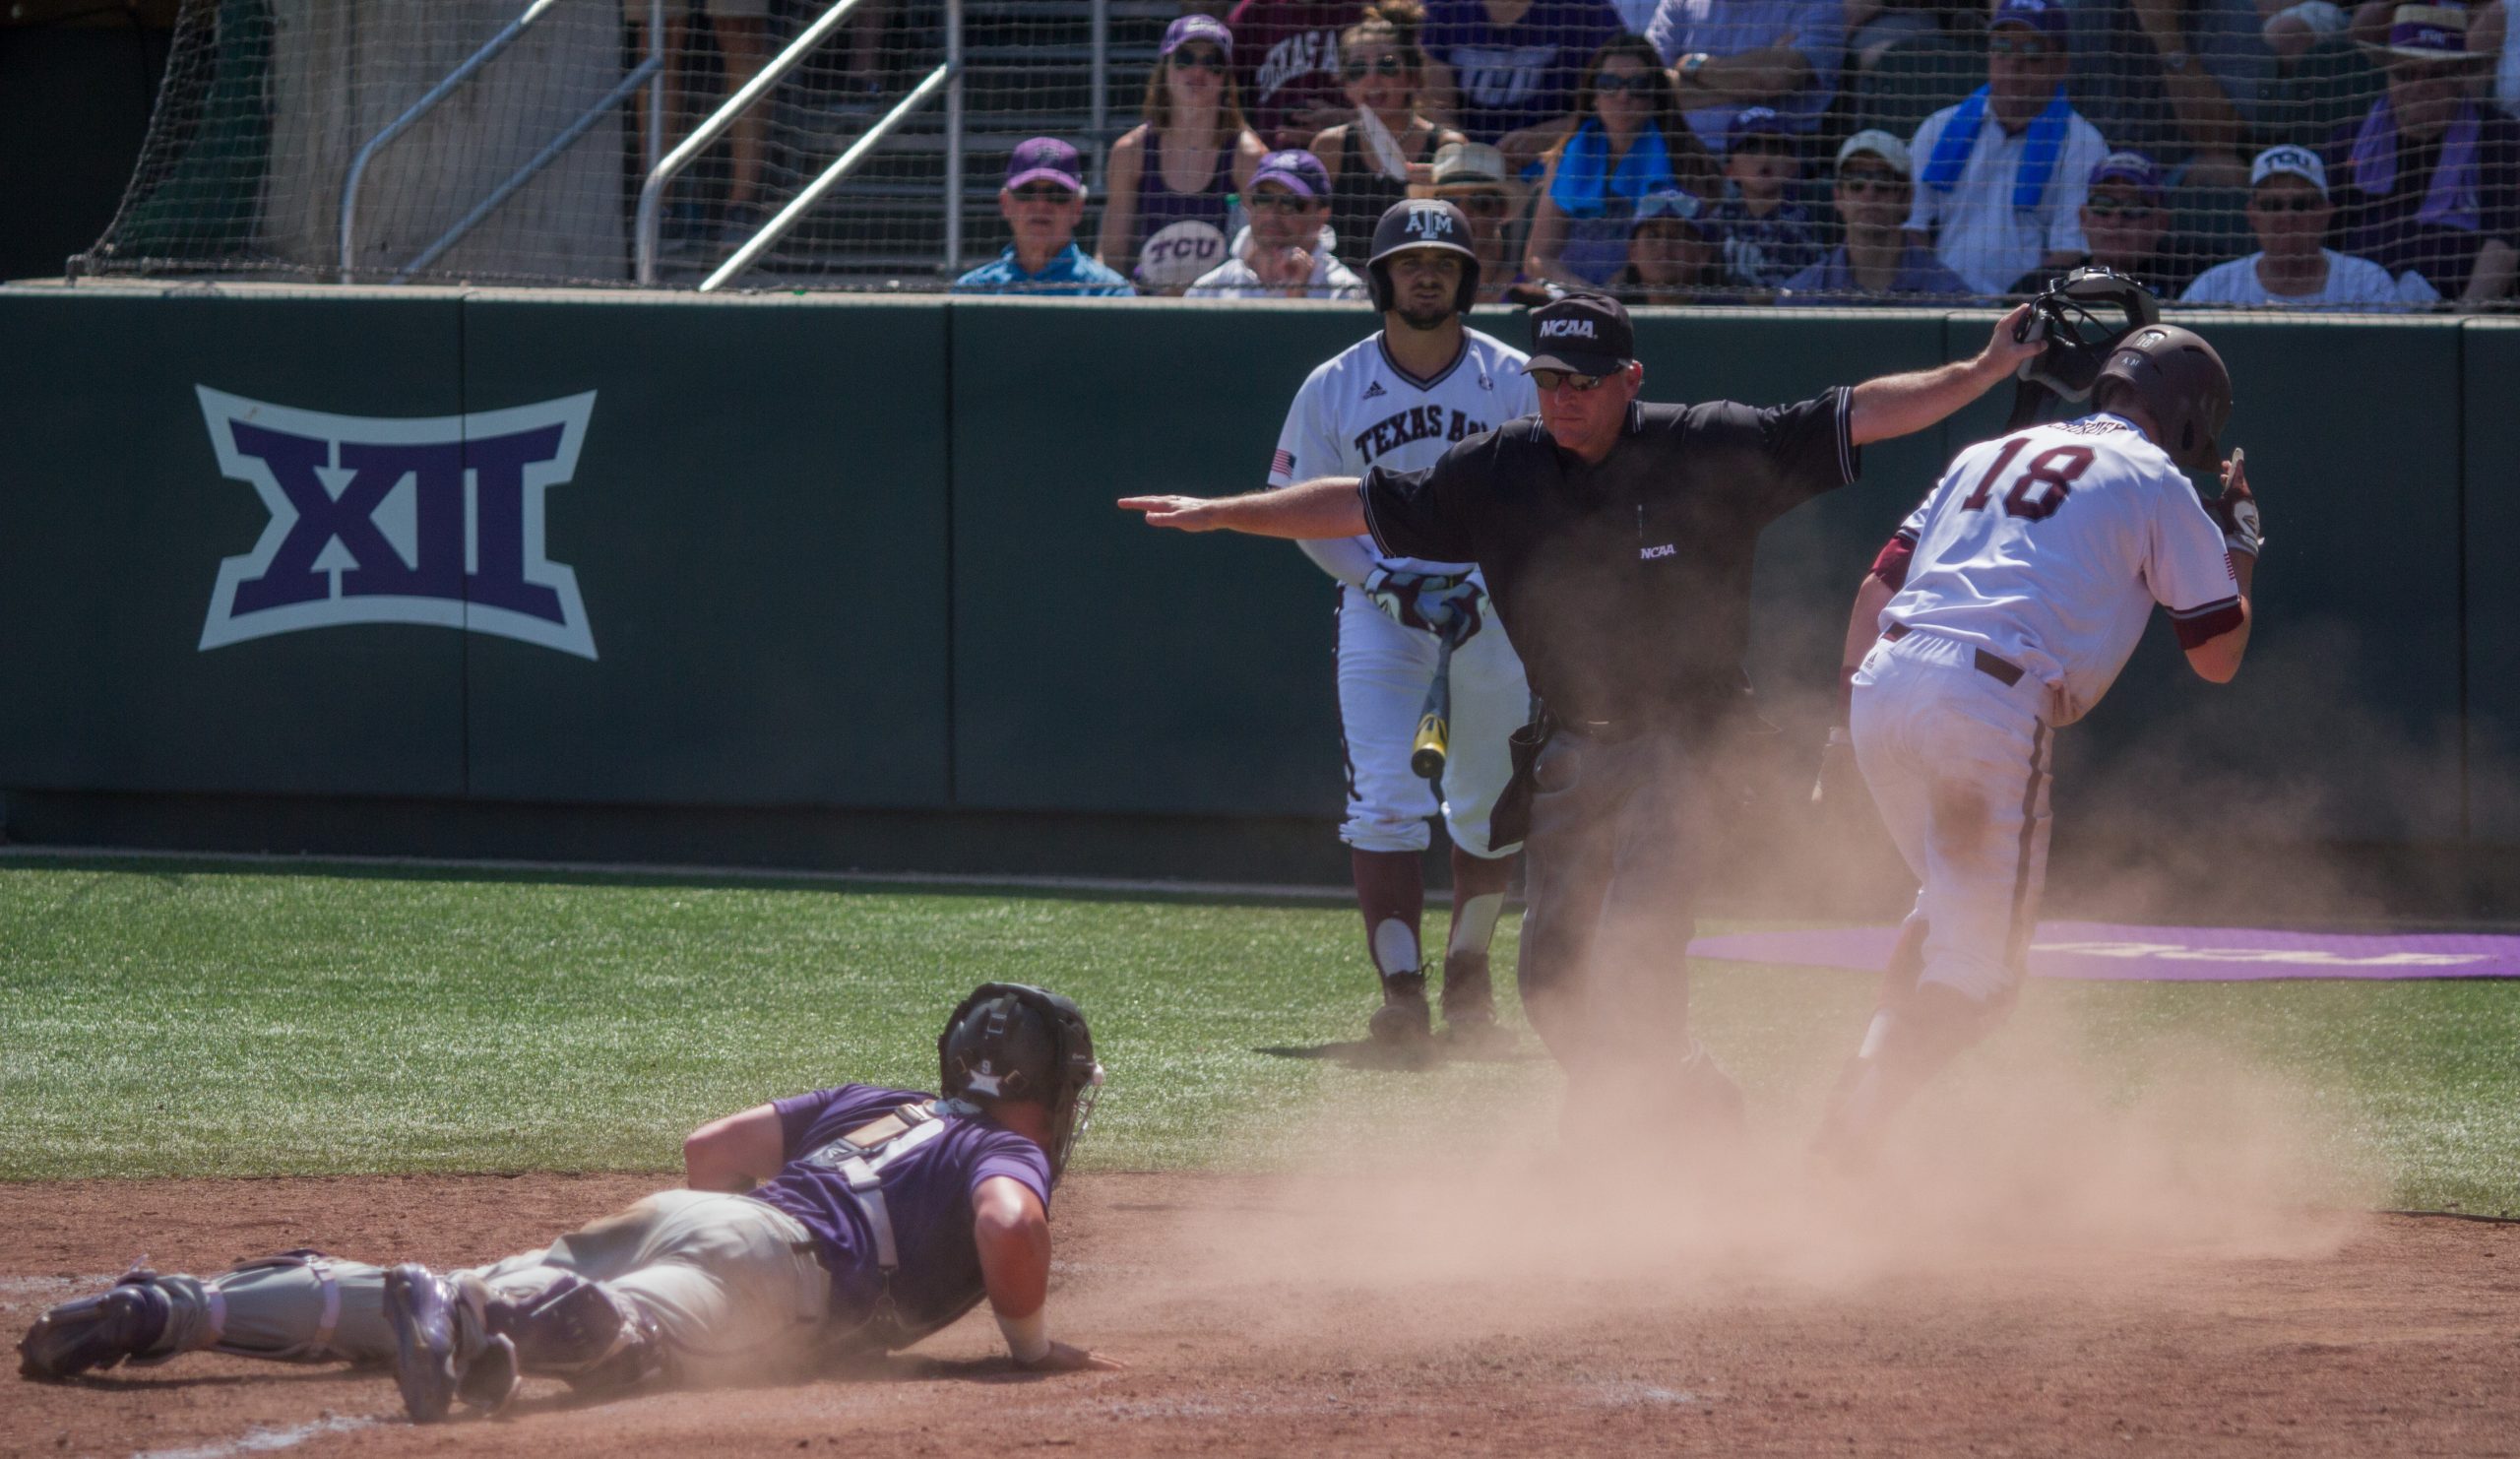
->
xmin=0 ymin=285 xmax=2499 ymax=850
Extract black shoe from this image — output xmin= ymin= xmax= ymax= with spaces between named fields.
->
xmin=1437 ymin=955 xmax=1510 ymax=1051
xmin=19 ymin=1275 xmax=169 ymax=1380
xmin=1367 ymin=971 xmax=1432 ymax=1047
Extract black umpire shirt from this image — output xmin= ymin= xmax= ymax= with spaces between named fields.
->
xmin=1360 ymin=389 xmax=1858 ymax=733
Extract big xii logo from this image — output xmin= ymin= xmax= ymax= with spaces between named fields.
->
xmin=194 ymin=389 xmax=599 ymax=660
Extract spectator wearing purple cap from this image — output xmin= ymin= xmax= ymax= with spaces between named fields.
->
xmin=1526 ymin=35 xmax=1724 ymax=286
xmin=1185 ymin=149 xmax=1371 ymax=297
xmin=2069 ymin=0 xmax=2270 ymax=192
xmin=2321 ymin=4 xmax=2519 ymax=306
xmin=1646 ymin=0 xmax=1846 ymax=149
xmin=1419 ymin=0 xmax=1627 ymax=172
xmin=954 ymin=139 xmax=1135 ymax=296
xmin=2003 ymin=151 xmax=2198 ymax=296
xmin=1778 ymin=130 xmax=1973 ymax=303
xmin=1905 ymin=0 xmax=2109 ymax=295
xmin=1100 ymin=14 xmax=1270 ymax=293
xmin=2181 ymin=143 xmax=2443 ymax=306
xmin=1609 ymin=186 xmax=1722 ymax=301
xmin=1703 ymin=105 xmax=1822 ymax=289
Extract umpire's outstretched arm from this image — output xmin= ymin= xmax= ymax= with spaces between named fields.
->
xmin=1120 ymin=476 xmax=1366 ymax=539
xmin=1847 ymin=304 xmax=2046 ymax=446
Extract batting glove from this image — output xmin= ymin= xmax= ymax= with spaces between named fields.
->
xmin=1364 ymin=568 xmax=1483 ymax=642
xmin=2207 ymin=467 xmax=2262 ymax=559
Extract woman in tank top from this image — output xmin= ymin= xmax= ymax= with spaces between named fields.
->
xmin=1311 ymin=1 xmax=1470 ymax=273
xmin=1100 ymin=14 xmax=1269 ymax=293
xmin=1525 ymin=35 xmax=1719 ymax=287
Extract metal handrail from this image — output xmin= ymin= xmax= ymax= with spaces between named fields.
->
xmin=698 ymin=63 xmax=952 ymax=291
xmin=1089 ymin=0 xmax=1109 ymax=191
xmin=393 ymin=53 xmax=663 ymax=283
xmin=942 ymin=0 xmax=965 ymax=277
xmin=338 ymin=0 xmax=567 ymax=285
xmin=633 ymin=0 xmax=882 ymax=285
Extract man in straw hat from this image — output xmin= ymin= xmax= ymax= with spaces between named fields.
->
xmin=2326 ymin=2 xmax=2518 ymax=304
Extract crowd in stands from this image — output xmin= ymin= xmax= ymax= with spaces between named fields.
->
xmin=943 ymin=0 xmax=2520 ymax=308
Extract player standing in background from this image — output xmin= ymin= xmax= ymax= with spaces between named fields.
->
xmin=1271 ymin=199 xmax=1541 ymax=1052
xmin=1813 ymin=325 xmax=2261 ymax=1166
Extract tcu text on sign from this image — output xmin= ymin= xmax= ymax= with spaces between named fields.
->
xmin=195 ymin=388 xmax=598 ymax=660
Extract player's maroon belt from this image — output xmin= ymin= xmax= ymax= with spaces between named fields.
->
xmin=1881 ymin=623 xmax=2025 ymax=688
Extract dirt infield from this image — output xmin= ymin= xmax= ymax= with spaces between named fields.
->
xmin=4 ymin=1170 xmax=2516 ymax=1459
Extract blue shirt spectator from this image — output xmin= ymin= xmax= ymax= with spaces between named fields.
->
xmin=1422 ymin=0 xmax=1626 ymax=171
xmin=1647 ymin=0 xmax=1846 ymax=148
xmin=955 ymin=138 xmax=1135 ymax=295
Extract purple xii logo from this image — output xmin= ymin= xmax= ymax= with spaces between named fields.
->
xmin=195 ymin=388 xmax=598 ymax=660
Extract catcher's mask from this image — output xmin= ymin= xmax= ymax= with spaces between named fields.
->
xmin=939 ymin=983 xmax=1104 ymax=1179
xmin=2015 ymin=267 xmax=2162 ymax=402
xmin=2093 ymin=323 xmax=2233 ymax=471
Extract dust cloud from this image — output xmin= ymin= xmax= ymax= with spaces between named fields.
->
xmin=1087 ymin=1023 xmax=2376 ymax=1359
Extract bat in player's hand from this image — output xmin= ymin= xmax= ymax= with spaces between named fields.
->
xmin=1411 ymin=631 xmax=1456 ymax=781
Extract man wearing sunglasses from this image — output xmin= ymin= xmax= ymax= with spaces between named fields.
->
xmin=2180 ymin=144 xmax=2439 ymax=307
xmin=1120 ymin=289 xmax=2044 ymax=1134
xmin=1778 ymin=131 xmax=1972 ymax=303
xmin=1906 ymin=0 xmax=2109 ymax=296
xmin=953 ymin=138 xmax=1134 ymax=296
xmin=1185 ymin=149 xmax=1369 ymax=298
xmin=2003 ymin=152 xmax=2196 ymax=299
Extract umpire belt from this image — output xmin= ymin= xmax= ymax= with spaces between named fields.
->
xmin=1881 ymin=623 xmax=2024 ymax=688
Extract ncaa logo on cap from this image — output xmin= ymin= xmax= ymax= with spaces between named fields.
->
xmin=1537 ymin=318 xmax=1597 ymax=341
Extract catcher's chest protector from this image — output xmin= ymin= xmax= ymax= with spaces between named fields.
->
xmin=798 ymin=1100 xmax=976 ymax=1346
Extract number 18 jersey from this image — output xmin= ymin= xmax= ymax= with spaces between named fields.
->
xmin=1882 ymin=413 xmax=2242 ymax=725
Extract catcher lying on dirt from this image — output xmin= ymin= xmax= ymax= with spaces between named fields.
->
xmin=17 ymin=983 xmax=1121 ymax=1422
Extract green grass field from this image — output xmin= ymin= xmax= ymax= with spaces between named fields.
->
xmin=1 ymin=856 xmax=2513 ymax=1215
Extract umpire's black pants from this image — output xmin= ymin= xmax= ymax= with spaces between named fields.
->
xmin=1516 ymin=725 xmax=1715 ymax=1094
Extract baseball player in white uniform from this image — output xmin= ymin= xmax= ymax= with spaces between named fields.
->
xmin=1812 ymin=323 xmax=2262 ymax=1163
xmin=1271 ymin=198 xmax=1539 ymax=1051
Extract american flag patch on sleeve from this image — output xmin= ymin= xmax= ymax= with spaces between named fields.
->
xmin=1271 ymin=449 xmax=1295 ymax=477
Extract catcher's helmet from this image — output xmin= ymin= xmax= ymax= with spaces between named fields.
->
xmin=1366 ymin=199 xmax=1480 ymax=315
xmin=2094 ymin=324 xmax=2232 ymax=471
xmin=939 ymin=983 xmax=1104 ymax=1178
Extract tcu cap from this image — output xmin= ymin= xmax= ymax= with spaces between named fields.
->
xmin=1525 ymin=290 xmax=1633 ymax=376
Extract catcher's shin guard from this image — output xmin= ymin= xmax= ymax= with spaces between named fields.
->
xmin=18 ymin=1272 xmax=171 ymax=1380
xmin=383 ymin=1265 xmax=517 ymax=1424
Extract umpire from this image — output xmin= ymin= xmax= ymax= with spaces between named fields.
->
xmin=1123 ymin=291 xmax=2043 ymax=1130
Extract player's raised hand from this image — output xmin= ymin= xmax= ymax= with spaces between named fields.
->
xmin=1118 ymin=494 xmax=1224 ymax=530
xmin=1014 ymin=1340 xmax=1127 ymax=1373
xmin=2209 ymin=447 xmax=2261 ymax=557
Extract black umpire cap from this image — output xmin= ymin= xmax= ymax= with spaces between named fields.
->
xmin=1525 ymin=291 xmax=1634 ymax=377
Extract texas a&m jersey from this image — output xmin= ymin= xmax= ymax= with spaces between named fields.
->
xmin=1880 ymin=412 xmax=2243 ymax=725
xmin=1269 ymin=328 xmax=1538 ymax=577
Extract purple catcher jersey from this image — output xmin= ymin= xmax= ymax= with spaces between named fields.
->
xmin=751 ymin=1085 xmax=1052 ymax=1339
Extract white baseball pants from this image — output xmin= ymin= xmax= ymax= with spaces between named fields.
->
xmin=1335 ymin=583 xmax=1531 ymax=857
xmin=1851 ymin=628 xmax=2055 ymax=1006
